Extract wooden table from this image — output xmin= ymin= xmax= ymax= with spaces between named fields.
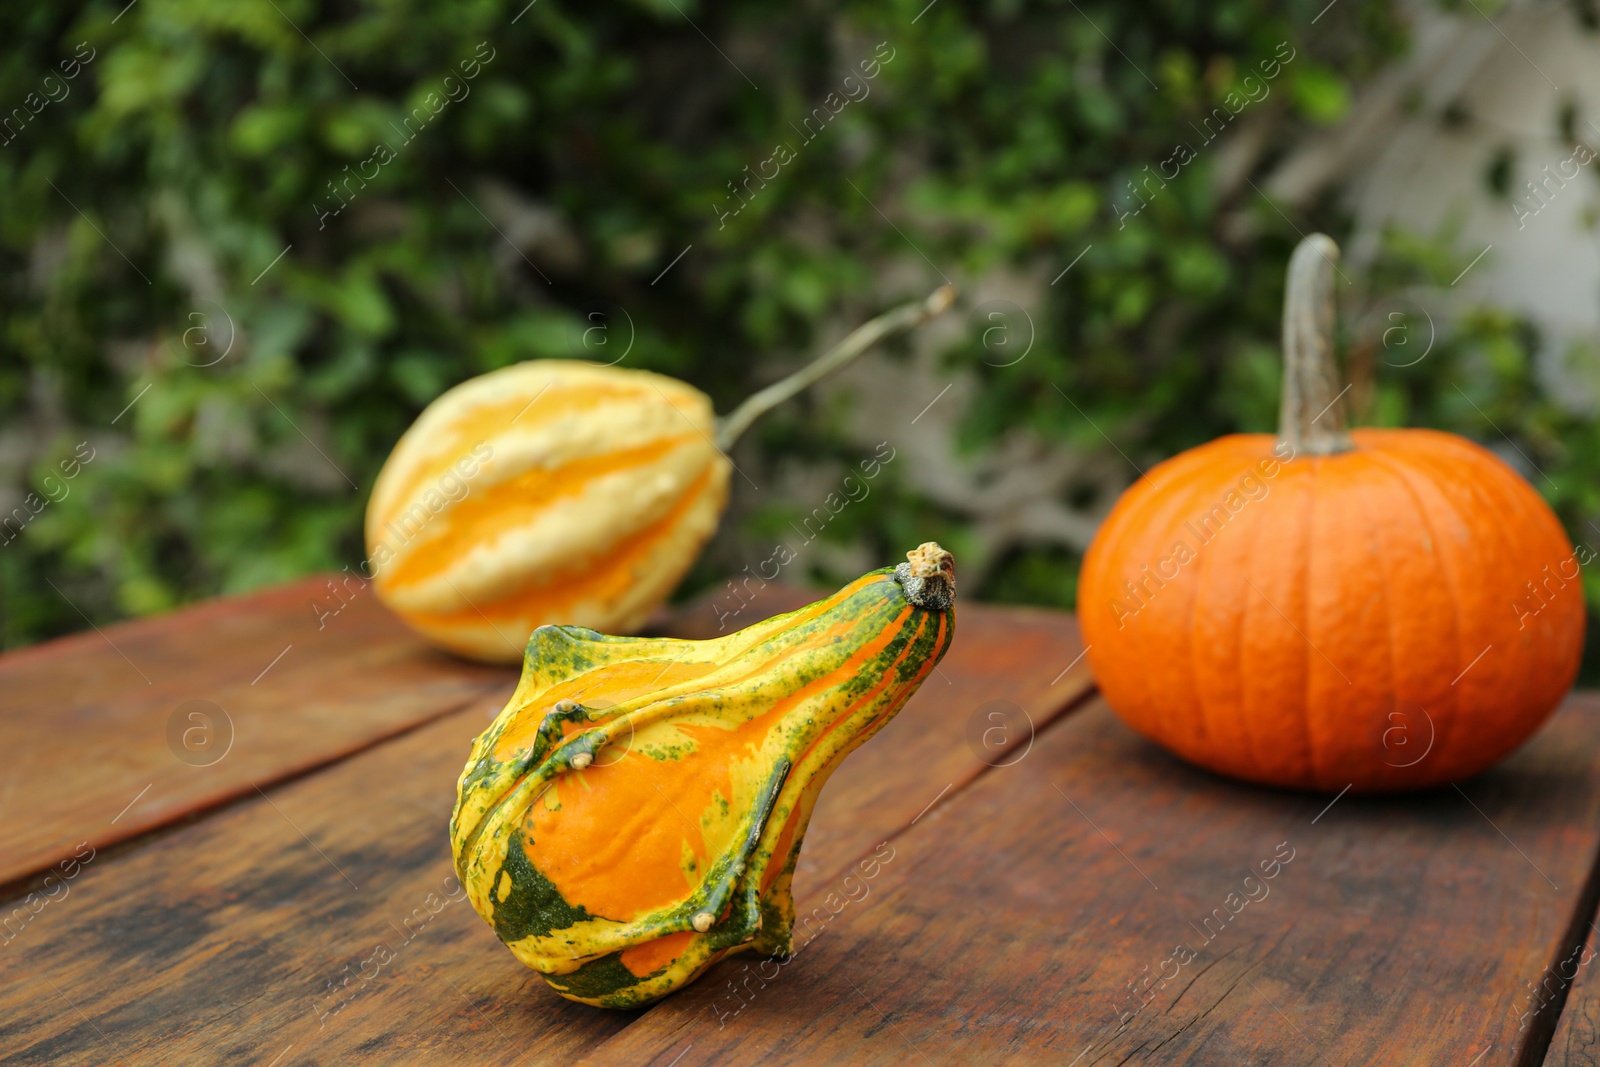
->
xmin=6 ymin=577 xmax=1600 ymax=1066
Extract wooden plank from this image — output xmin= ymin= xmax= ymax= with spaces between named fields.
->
xmin=0 ymin=574 xmax=513 ymax=890
xmin=0 ymin=707 xmax=617 ymax=1067
xmin=0 ymin=595 xmax=1090 ymax=1064
xmin=574 ymin=693 xmax=1600 ymax=1067
xmin=1535 ymin=862 xmax=1600 ymax=1065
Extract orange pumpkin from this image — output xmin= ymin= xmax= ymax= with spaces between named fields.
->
xmin=1079 ymin=234 xmax=1585 ymax=792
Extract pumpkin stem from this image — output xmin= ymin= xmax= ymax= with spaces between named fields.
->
xmin=895 ymin=541 xmax=956 ymax=611
xmin=1278 ymin=234 xmax=1353 ymax=457
xmin=714 ymin=285 xmax=957 ymax=451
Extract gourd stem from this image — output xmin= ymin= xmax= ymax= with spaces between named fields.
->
xmin=1278 ymin=233 xmax=1353 ymax=457
xmin=715 ymin=284 xmax=957 ymax=451
xmin=895 ymin=541 xmax=955 ymax=611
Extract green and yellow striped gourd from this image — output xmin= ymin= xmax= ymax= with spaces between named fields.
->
xmin=449 ymin=543 xmax=957 ymax=1007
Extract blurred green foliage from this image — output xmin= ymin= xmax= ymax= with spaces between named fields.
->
xmin=1 ymin=0 xmax=1596 ymax=666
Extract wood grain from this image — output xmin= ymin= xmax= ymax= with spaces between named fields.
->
xmin=0 ymin=586 xmax=1090 ymax=1065
xmin=0 ymin=574 xmax=513 ymax=891
xmin=0 ymin=706 xmax=614 ymax=1067
xmin=1536 ymin=856 xmax=1600 ymax=1066
xmin=573 ymin=694 xmax=1600 ymax=1067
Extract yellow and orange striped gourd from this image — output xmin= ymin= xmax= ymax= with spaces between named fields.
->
xmin=367 ymin=287 xmax=953 ymax=662
xmin=366 ymin=362 xmax=728 ymax=661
